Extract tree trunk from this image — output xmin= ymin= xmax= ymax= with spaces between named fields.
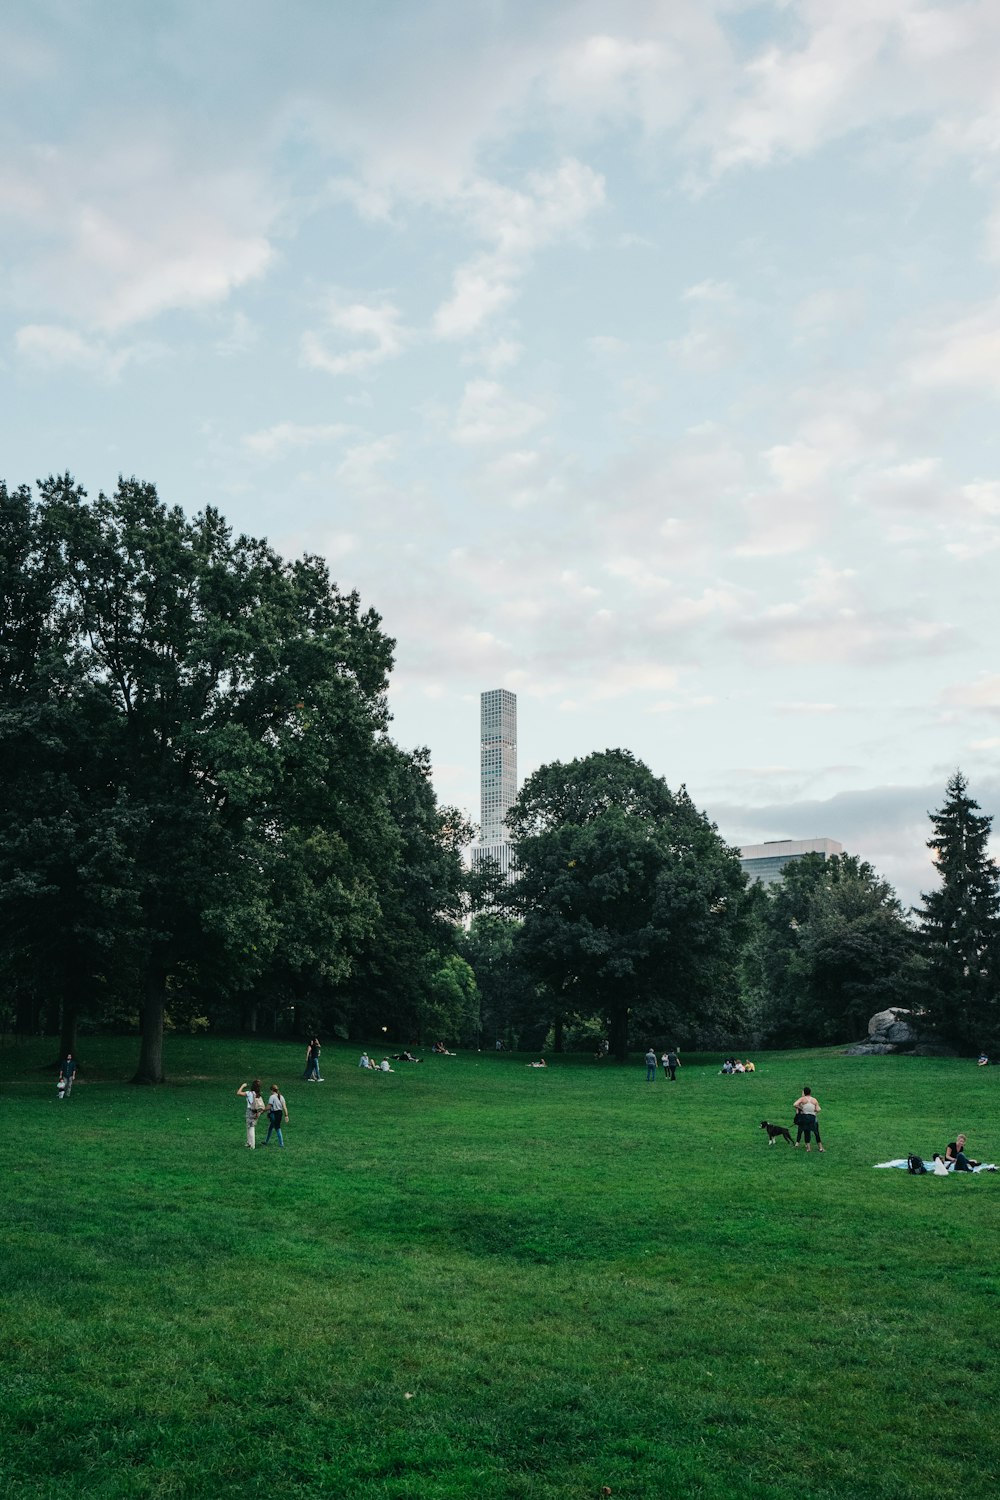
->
xmin=133 ymin=958 xmax=167 ymax=1084
xmin=59 ymin=955 xmax=85 ymax=1058
xmin=59 ymin=1002 xmax=78 ymax=1059
xmin=244 ymin=1001 xmax=258 ymax=1035
xmin=15 ymin=989 xmax=42 ymax=1039
xmin=609 ymin=1003 xmax=629 ymax=1062
xmin=553 ymin=1015 xmax=564 ymax=1053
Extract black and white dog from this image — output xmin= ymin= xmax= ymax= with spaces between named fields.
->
xmin=760 ymin=1119 xmax=793 ymax=1146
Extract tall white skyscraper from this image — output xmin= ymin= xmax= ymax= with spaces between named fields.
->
xmin=474 ymin=688 xmax=517 ymax=877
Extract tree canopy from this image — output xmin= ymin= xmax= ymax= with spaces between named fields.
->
xmin=742 ymin=852 xmax=924 ymax=1046
xmin=0 ymin=476 xmax=466 ymax=1075
xmin=917 ymin=770 xmax=1000 ymax=1052
xmin=507 ymin=749 xmax=748 ymax=1058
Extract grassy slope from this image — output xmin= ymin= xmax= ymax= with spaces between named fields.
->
xmin=1 ymin=1038 xmax=998 ymax=1500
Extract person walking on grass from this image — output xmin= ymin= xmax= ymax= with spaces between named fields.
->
xmin=664 ymin=1047 xmax=680 ymax=1082
xmin=58 ymin=1053 xmax=77 ymax=1098
xmin=237 ymin=1078 xmax=266 ymax=1149
xmin=793 ymin=1086 xmax=825 ymax=1152
xmin=263 ymin=1084 xmax=288 ymax=1147
xmin=303 ymin=1036 xmax=322 ymax=1082
xmin=645 ymin=1047 xmax=657 ymax=1082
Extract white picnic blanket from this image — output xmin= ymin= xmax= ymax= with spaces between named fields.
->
xmin=874 ymin=1158 xmax=996 ymax=1173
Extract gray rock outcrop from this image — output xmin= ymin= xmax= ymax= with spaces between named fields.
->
xmin=843 ymin=1007 xmax=922 ymax=1056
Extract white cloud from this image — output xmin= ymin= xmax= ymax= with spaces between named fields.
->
xmin=909 ymin=299 xmax=1000 ymax=398
xmin=464 ymin=337 xmax=523 ymax=373
xmin=943 ymin=674 xmax=1000 ymax=712
xmin=14 ymin=323 xmax=144 ymax=379
xmin=433 ymin=262 xmax=517 ymax=340
xmin=242 ymin=422 xmax=350 ymax=457
xmin=301 ymin=297 xmax=409 ymax=376
xmin=451 ymin=380 xmax=546 ymax=446
xmin=433 ymin=158 xmax=605 ymax=340
xmin=682 ymin=279 xmax=734 ymax=302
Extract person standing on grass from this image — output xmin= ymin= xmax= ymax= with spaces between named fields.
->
xmin=645 ymin=1047 xmax=657 ymax=1082
xmin=237 ymin=1078 xmax=266 ymax=1149
xmin=664 ymin=1047 xmax=680 ymax=1082
xmin=303 ymin=1036 xmax=322 ymax=1082
xmin=58 ymin=1053 xmax=77 ymax=1098
xmin=792 ymin=1086 xmax=824 ymax=1152
xmin=263 ymin=1085 xmax=288 ymax=1148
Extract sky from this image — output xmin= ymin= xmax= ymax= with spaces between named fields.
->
xmin=4 ymin=0 xmax=1000 ymax=907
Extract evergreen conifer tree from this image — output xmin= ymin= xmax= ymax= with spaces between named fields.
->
xmin=917 ymin=770 xmax=1000 ymax=1051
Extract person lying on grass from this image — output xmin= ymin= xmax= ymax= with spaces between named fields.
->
xmin=526 ymin=1059 xmax=547 ymax=1068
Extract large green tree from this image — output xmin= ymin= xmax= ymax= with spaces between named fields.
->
xmin=459 ymin=914 xmax=544 ymax=1050
xmin=2 ymin=475 xmax=404 ymax=1079
xmin=917 ymin=770 xmax=1000 ymax=1051
xmin=745 ymin=853 xmax=923 ymax=1045
xmin=508 ymin=749 xmax=747 ymax=1059
xmin=0 ymin=481 xmax=139 ymax=1049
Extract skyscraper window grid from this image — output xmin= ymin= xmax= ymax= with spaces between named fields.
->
xmin=474 ymin=688 xmax=517 ymax=878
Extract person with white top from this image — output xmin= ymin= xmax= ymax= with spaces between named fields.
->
xmin=380 ymin=1058 xmax=394 ymax=1072
xmin=359 ymin=1051 xmax=371 ymax=1069
xmin=236 ymin=1078 xmax=266 ymax=1149
xmin=792 ymin=1087 xmax=824 ymax=1152
xmin=263 ymin=1085 xmax=288 ymax=1147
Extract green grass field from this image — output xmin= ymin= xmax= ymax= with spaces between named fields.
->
xmin=2 ymin=1038 xmax=998 ymax=1500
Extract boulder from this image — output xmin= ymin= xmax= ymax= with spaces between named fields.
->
xmin=868 ymin=1007 xmax=914 ymax=1040
xmin=844 ymin=1006 xmax=930 ymax=1056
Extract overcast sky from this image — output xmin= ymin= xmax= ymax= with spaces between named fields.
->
xmin=4 ymin=0 xmax=1000 ymax=906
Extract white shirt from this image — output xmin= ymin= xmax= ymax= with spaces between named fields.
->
xmin=380 ymin=1059 xmax=391 ymax=1071
xmin=359 ymin=1054 xmax=369 ymax=1068
xmin=267 ymin=1092 xmax=284 ymax=1114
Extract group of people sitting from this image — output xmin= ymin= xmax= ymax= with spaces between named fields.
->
xmin=431 ymin=1041 xmax=455 ymax=1055
xmin=720 ymin=1057 xmax=755 ymax=1074
xmin=358 ymin=1052 xmax=395 ymax=1072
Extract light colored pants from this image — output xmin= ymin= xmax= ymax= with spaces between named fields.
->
xmin=246 ymin=1116 xmax=257 ymax=1148
xmin=62 ymin=1076 xmax=74 ymax=1096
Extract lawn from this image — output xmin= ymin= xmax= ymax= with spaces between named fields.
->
xmin=2 ymin=1038 xmax=998 ymax=1499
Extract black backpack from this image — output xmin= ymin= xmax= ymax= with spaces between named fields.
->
xmin=906 ymin=1155 xmax=927 ymax=1174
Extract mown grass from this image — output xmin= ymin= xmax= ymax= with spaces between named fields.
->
xmin=1 ymin=1037 xmax=998 ymax=1499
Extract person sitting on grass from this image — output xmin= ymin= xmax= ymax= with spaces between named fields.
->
xmin=945 ymin=1134 xmax=979 ymax=1171
xmin=379 ymin=1058 xmax=394 ymax=1072
xmin=733 ymin=1059 xmax=745 ymax=1073
xmin=721 ymin=1059 xmax=734 ymax=1075
xmin=978 ymin=1052 xmax=989 ymax=1067
xmin=744 ymin=1059 xmax=756 ymax=1073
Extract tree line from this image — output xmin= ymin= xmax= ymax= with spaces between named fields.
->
xmin=0 ymin=477 xmax=471 ymax=1079
xmin=3 ymin=479 xmax=998 ymax=1073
